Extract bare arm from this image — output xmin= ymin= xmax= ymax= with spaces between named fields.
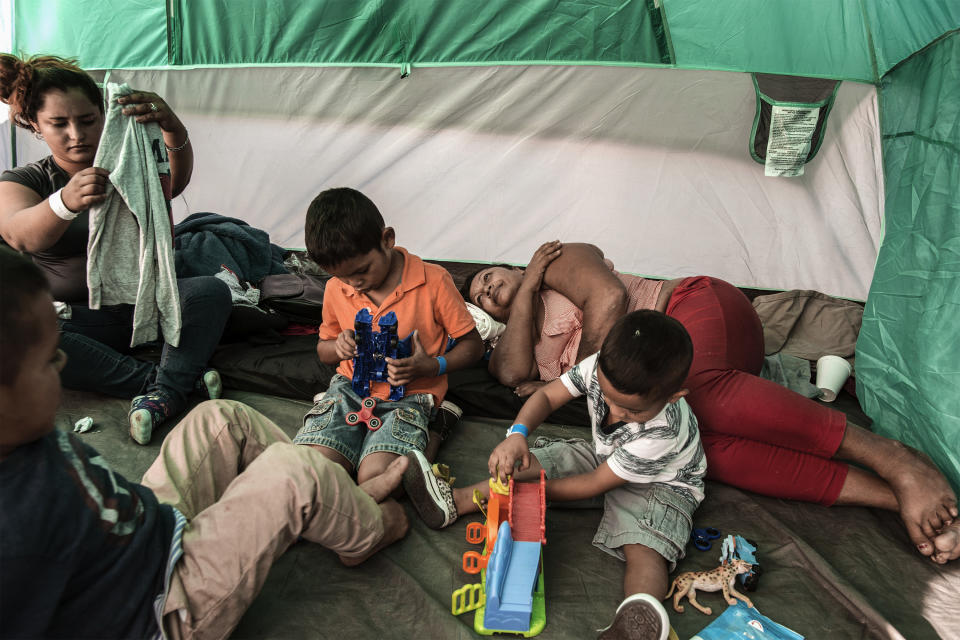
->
xmin=386 ymin=328 xmax=484 ymax=386
xmin=0 ymin=171 xmax=109 ymax=252
xmin=488 ymin=378 xmax=573 ymax=481
xmin=488 ymin=240 xmax=562 ymax=387
xmin=316 ymin=330 xmax=354 ymax=366
xmin=541 ymin=243 xmax=628 ymax=364
xmin=545 ymin=461 xmax=627 ymax=502
xmin=487 ymin=279 xmax=541 ymax=386
xmin=439 ymin=328 xmax=484 ymax=373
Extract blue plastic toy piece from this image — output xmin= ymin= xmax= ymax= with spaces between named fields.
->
xmin=691 ymin=526 xmax=722 ymax=551
xmin=720 ymin=534 xmax=761 ymax=590
xmin=691 ymin=600 xmax=804 ymax=640
xmin=351 ymin=309 xmax=412 ymax=401
xmin=483 ymin=522 xmax=542 ymax=633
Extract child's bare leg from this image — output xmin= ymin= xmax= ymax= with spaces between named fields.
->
xmin=622 ymin=544 xmax=669 ymax=600
xmin=598 ymin=544 xmax=671 ymax=640
xmin=930 ymin=522 xmax=960 ymax=565
xmin=357 ymin=454 xmax=409 ymax=503
xmin=356 ymin=450 xmax=400 ymax=484
xmin=302 ymin=443 xmax=354 ymax=475
xmin=340 ymin=455 xmax=411 ymax=566
xmin=424 ymin=431 xmax=442 ymax=462
xmin=836 ymin=421 xmax=958 ymax=553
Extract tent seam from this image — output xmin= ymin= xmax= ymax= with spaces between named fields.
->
xmin=881 ymin=131 xmax=960 ymax=156
xmin=856 ymin=0 xmax=881 ymax=84
xmin=72 ymin=61 xmax=875 ymax=83
xmin=880 ymin=27 xmax=960 ymax=79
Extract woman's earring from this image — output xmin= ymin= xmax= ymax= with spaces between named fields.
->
xmin=33 ymin=131 xmax=44 ymax=141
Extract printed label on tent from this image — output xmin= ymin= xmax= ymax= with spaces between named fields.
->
xmin=764 ymin=105 xmax=819 ymax=177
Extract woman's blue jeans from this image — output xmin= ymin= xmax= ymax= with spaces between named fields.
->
xmin=58 ymin=276 xmax=232 ymax=412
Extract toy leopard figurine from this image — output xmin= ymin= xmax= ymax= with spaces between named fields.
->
xmin=664 ymin=558 xmax=754 ymax=615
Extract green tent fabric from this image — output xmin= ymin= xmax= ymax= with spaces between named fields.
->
xmin=665 ymin=0 xmax=960 ymax=81
xmin=14 ymin=0 xmax=664 ymax=69
xmin=12 ymin=0 xmax=168 ymax=69
xmin=857 ymin=31 xmax=960 ymax=492
xmin=13 ymin=0 xmax=960 ymax=79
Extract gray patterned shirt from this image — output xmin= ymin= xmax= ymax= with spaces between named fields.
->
xmin=559 ymin=353 xmax=706 ymax=504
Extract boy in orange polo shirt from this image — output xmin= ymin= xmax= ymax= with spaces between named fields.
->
xmin=293 ymin=188 xmax=484 ymax=496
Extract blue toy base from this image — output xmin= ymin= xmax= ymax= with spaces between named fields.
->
xmin=473 ymin=560 xmax=546 ymax=637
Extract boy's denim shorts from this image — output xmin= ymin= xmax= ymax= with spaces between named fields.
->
xmin=293 ymin=375 xmax=434 ymax=469
xmin=531 ymin=436 xmax=698 ymax=570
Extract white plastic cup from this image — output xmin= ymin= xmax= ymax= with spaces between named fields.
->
xmin=816 ymin=355 xmax=853 ymax=402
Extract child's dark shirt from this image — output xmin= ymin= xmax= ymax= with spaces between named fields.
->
xmin=0 ymin=430 xmax=174 ymax=637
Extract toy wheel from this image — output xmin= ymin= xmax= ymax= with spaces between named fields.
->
xmin=362 ymin=397 xmax=377 ymax=409
xmin=368 ymin=417 xmax=382 ymax=431
xmin=345 ymin=412 xmax=360 ymax=425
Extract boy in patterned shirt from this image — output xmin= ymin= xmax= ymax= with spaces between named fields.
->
xmin=403 ymin=310 xmax=705 ymax=640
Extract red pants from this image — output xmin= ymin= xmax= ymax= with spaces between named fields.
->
xmin=665 ymin=277 xmax=848 ymax=505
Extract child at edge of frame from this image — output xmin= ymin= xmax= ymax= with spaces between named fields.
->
xmin=0 ymin=245 xmax=414 ymax=638
xmin=293 ymin=187 xmax=484 ymax=487
xmin=402 ymin=309 xmax=705 ymax=640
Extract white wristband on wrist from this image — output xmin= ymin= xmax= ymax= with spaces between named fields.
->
xmin=48 ymin=189 xmax=79 ymax=221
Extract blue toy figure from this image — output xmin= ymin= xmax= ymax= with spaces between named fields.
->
xmin=719 ymin=535 xmax=762 ymax=591
xmin=351 ymin=308 xmax=413 ymax=401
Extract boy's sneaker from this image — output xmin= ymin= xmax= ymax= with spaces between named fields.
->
xmin=430 ymin=399 xmax=463 ymax=442
xmin=597 ymin=593 xmax=670 ymax=640
xmin=402 ymin=450 xmax=458 ymax=529
xmin=128 ymin=393 xmax=173 ymax=445
xmin=196 ymin=368 xmax=222 ymax=400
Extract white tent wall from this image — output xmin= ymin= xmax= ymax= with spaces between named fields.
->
xmin=9 ymin=64 xmax=884 ymax=300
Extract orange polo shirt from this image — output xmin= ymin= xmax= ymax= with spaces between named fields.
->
xmin=318 ymin=247 xmax=476 ymax=404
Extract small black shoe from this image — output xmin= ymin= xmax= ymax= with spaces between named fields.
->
xmin=429 ymin=400 xmax=463 ymax=442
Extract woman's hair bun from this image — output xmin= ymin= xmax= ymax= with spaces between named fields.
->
xmin=0 ymin=53 xmax=31 ymax=105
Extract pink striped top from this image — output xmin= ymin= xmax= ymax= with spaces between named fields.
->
xmin=534 ymin=263 xmax=663 ymax=381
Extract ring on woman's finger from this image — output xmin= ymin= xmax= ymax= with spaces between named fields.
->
xmin=149 ymin=102 xmax=159 ymax=112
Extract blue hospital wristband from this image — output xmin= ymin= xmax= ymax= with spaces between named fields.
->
xmin=435 ymin=355 xmax=447 ymax=375
xmin=505 ymin=423 xmax=529 ymax=438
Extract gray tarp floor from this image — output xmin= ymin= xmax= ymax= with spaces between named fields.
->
xmin=58 ymin=388 xmax=960 ymax=640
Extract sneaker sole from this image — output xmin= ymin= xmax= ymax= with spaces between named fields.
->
xmin=439 ymin=400 xmax=463 ymax=420
xmin=597 ymin=594 xmax=669 ymax=640
xmin=402 ymin=451 xmax=453 ymax=530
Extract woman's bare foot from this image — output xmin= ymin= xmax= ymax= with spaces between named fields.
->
xmin=838 ymin=424 xmax=958 ymax=555
xmin=880 ymin=441 xmax=958 ymax=553
xmin=926 ymin=522 xmax=960 ymax=565
xmin=339 ymin=498 xmax=409 ymax=566
xmin=358 ymin=454 xmax=409 ymax=503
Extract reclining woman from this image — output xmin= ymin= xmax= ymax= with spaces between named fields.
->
xmin=463 ymin=240 xmax=959 ymax=564
xmin=0 ymin=53 xmax=231 ymax=445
